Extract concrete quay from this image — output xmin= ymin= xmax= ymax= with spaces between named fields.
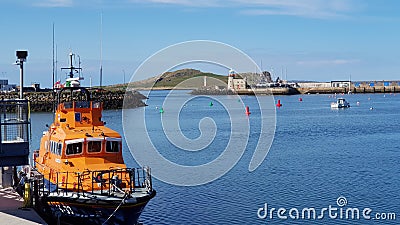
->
xmin=0 ymin=187 xmax=47 ymax=225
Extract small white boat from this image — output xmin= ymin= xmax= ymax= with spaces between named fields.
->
xmin=331 ymin=98 xmax=350 ymax=108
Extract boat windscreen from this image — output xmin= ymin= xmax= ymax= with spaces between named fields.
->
xmin=88 ymin=141 xmax=102 ymax=153
xmin=66 ymin=142 xmax=83 ymax=155
xmin=76 ymin=101 xmax=90 ymax=108
xmin=106 ymin=141 xmax=120 ymax=153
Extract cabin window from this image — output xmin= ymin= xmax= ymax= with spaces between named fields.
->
xmin=64 ymin=102 xmax=73 ymax=109
xmin=76 ymin=101 xmax=90 ymax=108
xmin=50 ymin=141 xmax=56 ymax=154
xmin=88 ymin=141 xmax=102 ymax=153
xmin=48 ymin=141 xmax=62 ymax=156
xmin=57 ymin=143 xmax=63 ymax=155
xmin=106 ymin=141 xmax=120 ymax=153
xmin=66 ymin=142 xmax=83 ymax=155
xmin=53 ymin=141 xmax=57 ymax=154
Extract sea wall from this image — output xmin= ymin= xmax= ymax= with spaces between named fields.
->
xmin=298 ymin=86 xmax=400 ymax=94
xmin=192 ymin=86 xmax=400 ymax=96
xmin=0 ymin=90 xmax=147 ymax=112
xmin=191 ymin=87 xmax=300 ymax=95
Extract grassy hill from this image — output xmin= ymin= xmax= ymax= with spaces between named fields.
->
xmin=106 ymin=69 xmax=228 ymax=90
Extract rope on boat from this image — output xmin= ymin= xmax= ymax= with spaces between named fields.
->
xmin=102 ymin=192 xmax=129 ymax=225
xmin=112 ymin=184 xmax=125 ymax=194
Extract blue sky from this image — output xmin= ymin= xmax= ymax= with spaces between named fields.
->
xmin=0 ymin=0 xmax=399 ymax=87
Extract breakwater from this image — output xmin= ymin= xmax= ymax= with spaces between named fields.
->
xmin=0 ymin=90 xmax=147 ymax=112
xmin=191 ymin=87 xmax=300 ymax=95
xmin=192 ymin=86 xmax=400 ymax=96
xmin=298 ymin=86 xmax=400 ymax=94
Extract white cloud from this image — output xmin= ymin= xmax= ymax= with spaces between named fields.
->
xmin=296 ymin=59 xmax=360 ymax=66
xmin=131 ymin=0 xmax=360 ymax=19
xmin=33 ymin=0 xmax=74 ymax=7
xmin=236 ymin=0 xmax=357 ymax=19
xmin=129 ymin=0 xmax=221 ymax=7
xmin=29 ymin=0 xmax=361 ymax=19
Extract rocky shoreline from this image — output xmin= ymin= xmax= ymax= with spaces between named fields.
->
xmin=0 ymin=90 xmax=147 ymax=112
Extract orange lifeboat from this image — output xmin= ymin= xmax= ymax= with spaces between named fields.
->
xmin=31 ymin=53 xmax=155 ymax=225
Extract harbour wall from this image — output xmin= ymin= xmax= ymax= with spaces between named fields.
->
xmin=0 ymin=90 xmax=147 ymax=112
xmin=192 ymin=86 xmax=400 ymax=96
xmin=298 ymin=86 xmax=400 ymax=94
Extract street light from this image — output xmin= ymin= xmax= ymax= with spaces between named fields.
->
xmin=15 ymin=50 xmax=28 ymax=99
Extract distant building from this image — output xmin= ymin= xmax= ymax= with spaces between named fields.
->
xmin=15 ymin=82 xmax=52 ymax=93
xmin=0 ymin=79 xmax=17 ymax=92
xmin=227 ymin=69 xmax=247 ymax=91
xmin=297 ymin=82 xmax=330 ymax=88
xmin=331 ymin=81 xmax=351 ymax=88
xmin=31 ymin=83 xmax=40 ymax=91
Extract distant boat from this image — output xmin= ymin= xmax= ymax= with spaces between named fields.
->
xmin=331 ymin=98 xmax=350 ymax=108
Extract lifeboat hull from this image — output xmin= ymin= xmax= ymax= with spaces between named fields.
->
xmin=37 ymin=190 xmax=156 ymax=225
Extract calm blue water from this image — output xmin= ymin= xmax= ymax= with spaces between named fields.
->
xmin=29 ymin=91 xmax=400 ymax=225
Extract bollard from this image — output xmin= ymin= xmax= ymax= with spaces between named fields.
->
xmin=23 ymin=182 xmax=32 ymax=208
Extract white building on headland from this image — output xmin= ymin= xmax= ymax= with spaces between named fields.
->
xmin=227 ymin=69 xmax=246 ymax=91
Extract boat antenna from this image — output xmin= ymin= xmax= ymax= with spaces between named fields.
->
xmin=55 ymin=44 xmax=58 ymax=82
xmin=61 ymin=52 xmax=82 ymax=78
xmin=52 ymin=22 xmax=56 ymax=112
xmin=99 ymin=11 xmax=103 ymax=88
xmin=285 ymin=68 xmax=288 ymax=81
xmin=52 ymin=22 xmax=55 ymax=92
xmin=123 ymin=69 xmax=126 ymax=84
xmin=77 ymin=54 xmax=81 ymax=79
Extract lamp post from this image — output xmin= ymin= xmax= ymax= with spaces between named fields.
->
xmin=15 ymin=50 xmax=28 ymax=99
xmin=11 ymin=51 xmax=28 ymax=183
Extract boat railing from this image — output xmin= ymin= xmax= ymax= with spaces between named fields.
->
xmin=34 ymin=167 xmax=152 ymax=197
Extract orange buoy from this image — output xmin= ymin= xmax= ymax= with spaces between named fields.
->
xmin=276 ymin=100 xmax=282 ymax=107
xmin=245 ymin=106 xmax=251 ymax=115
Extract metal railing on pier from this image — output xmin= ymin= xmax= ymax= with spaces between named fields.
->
xmin=0 ymin=99 xmax=30 ymax=166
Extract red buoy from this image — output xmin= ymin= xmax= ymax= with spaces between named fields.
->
xmin=245 ymin=106 xmax=251 ymax=115
xmin=299 ymin=97 xmax=303 ymax=102
xmin=276 ymin=100 xmax=282 ymax=107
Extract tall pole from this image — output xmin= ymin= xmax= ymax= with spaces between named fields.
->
xmin=100 ymin=11 xmax=103 ymax=88
xmin=52 ymin=23 xmax=55 ymax=112
xmin=12 ymin=51 xmax=28 ymax=187
xmin=55 ymin=44 xmax=58 ymax=82
xmin=19 ymin=61 xmax=23 ymax=99
xmin=123 ymin=69 xmax=126 ymax=84
xmin=52 ymin=23 xmax=55 ymax=91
